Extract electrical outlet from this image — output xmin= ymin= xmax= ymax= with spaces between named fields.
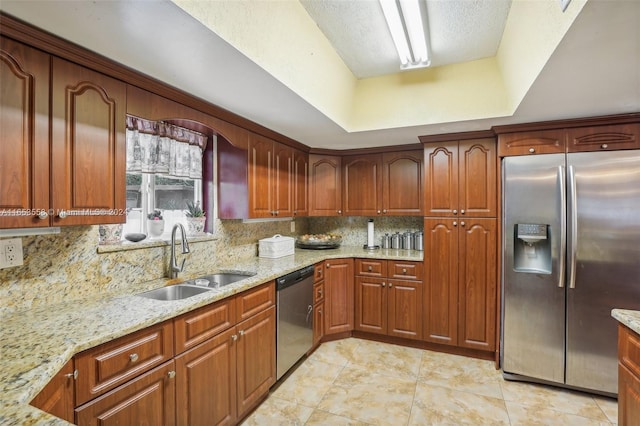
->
xmin=0 ymin=238 xmax=23 ymax=269
xmin=290 ymin=220 xmax=295 ymax=233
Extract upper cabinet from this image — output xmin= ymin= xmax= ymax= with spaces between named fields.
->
xmin=309 ymin=154 xmax=342 ymax=216
xmin=0 ymin=37 xmax=126 ymax=228
xmin=342 ymin=154 xmax=382 ymax=216
xmin=423 ymin=138 xmax=496 ymax=218
xmin=382 ymin=150 xmax=423 ymax=216
xmin=293 ymin=149 xmax=309 ymax=217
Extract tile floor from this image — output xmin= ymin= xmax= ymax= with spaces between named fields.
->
xmin=242 ymin=338 xmax=618 ymax=425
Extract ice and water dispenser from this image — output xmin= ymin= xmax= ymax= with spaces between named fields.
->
xmin=513 ymin=224 xmax=551 ymax=274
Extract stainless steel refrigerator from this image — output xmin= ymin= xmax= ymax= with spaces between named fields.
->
xmin=501 ymin=150 xmax=640 ymax=395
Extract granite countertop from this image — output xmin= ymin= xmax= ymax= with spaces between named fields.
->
xmin=612 ymin=309 xmax=640 ymax=335
xmin=0 ymin=246 xmax=422 ymax=425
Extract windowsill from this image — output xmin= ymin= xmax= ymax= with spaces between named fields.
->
xmin=96 ymin=233 xmax=217 ymax=253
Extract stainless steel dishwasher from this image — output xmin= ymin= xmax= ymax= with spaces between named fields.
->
xmin=276 ymin=265 xmax=315 ymax=380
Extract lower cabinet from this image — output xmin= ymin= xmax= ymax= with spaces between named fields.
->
xmin=354 ymin=259 xmax=423 ymax=340
xmin=75 ymin=361 xmax=176 ymax=426
xmin=30 ymin=360 xmax=75 ymax=423
xmin=312 ymin=263 xmax=325 ymax=347
xmin=324 ymin=259 xmax=354 ymax=335
xmin=618 ymin=324 xmax=640 ymax=425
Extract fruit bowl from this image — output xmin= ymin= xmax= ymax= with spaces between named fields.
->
xmin=296 ymin=233 xmax=342 ymax=249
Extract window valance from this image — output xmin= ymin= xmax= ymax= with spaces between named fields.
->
xmin=125 ymin=115 xmax=207 ymax=179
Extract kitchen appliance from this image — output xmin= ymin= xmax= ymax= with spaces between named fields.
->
xmin=276 ymin=265 xmax=315 ymax=380
xmin=501 ymin=150 xmax=640 ymax=395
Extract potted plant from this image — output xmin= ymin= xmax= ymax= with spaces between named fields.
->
xmin=146 ymin=209 xmax=164 ymax=239
xmin=185 ymin=201 xmax=206 ymax=235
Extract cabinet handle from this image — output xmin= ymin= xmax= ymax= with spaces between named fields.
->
xmin=65 ymin=370 xmax=78 ymax=380
xmin=337 ymin=210 xmax=342 ymax=215
xmin=167 ymin=371 xmax=176 ymax=379
xmin=382 ymin=209 xmax=387 ymax=214
xmin=461 ymin=209 xmax=465 ymax=215
xmin=37 ymin=210 xmax=48 ymax=220
xmin=293 ymin=210 xmax=297 ymax=215
xmin=601 ymin=144 xmax=608 ymax=149
xmin=368 ymin=265 xmax=372 ymax=271
xmin=58 ymin=210 xmax=67 ymax=219
xmin=326 ymin=263 xmax=330 ymax=268
xmin=389 ymin=283 xmax=393 ymax=288
xmin=239 ymin=330 xmax=245 ymax=337
xmin=529 ymin=147 xmax=535 ymax=153
xmin=453 ymin=221 xmax=458 ymax=227
xmin=275 ymin=210 xmax=279 ymax=216
xmin=453 ymin=209 xmax=457 ymax=215
xmin=461 ymin=221 xmax=466 ymax=227
xmin=402 ymin=268 xmax=407 ymax=274
xmin=382 ymin=282 xmax=386 ymax=287
xmin=129 ymin=353 xmax=139 ymax=362
xmin=377 ymin=210 xmax=381 ymax=214
xmin=231 ymin=334 xmax=238 ymax=341
xmin=318 ymin=289 xmax=323 ymax=295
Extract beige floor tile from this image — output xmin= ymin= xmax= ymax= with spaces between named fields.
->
xmin=240 ymin=396 xmax=313 ymax=426
xmin=409 ymin=382 xmax=510 ymax=425
xmin=593 ymin=396 xmax=618 ymax=424
xmin=348 ymin=339 xmax=424 ymax=379
xmin=305 ymin=409 xmax=372 ymax=425
xmin=500 ymin=380 xmax=610 ymax=421
xmin=505 ymin=401 xmax=613 ymax=425
xmin=272 ymin=358 xmax=344 ymax=406
xmin=309 ymin=337 xmax=364 ymax=367
xmin=419 ymin=350 xmax=503 ymax=399
xmin=318 ymin=365 xmax=416 ymax=425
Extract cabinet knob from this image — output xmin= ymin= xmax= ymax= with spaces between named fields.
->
xmin=275 ymin=210 xmax=279 ymax=216
xmin=231 ymin=334 xmax=238 ymax=341
xmin=368 ymin=265 xmax=372 ymax=271
xmin=58 ymin=210 xmax=67 ymax=219
xmin=453 ymin=221 xmax=458 ymax=227
xmin=382 ymin=209 xmax=387 ymax=214
xmin=65 ymin=370 xmax=78 ymax=380
xmin=601 ymin=144 xmax=608 ymax=149
xmin=382 ymin=282 xmax=386 ymax=287
xmin=326 ymin=263 xmax=330 ymax=268
xmin=239 ymin=330 xmax=245 ymax=337
xmin=389 ymin=283 xmax=393 ymax=288
xmin=337 ymin=210 xmax=342 ymax=215
xmin=167 ymin=371 xmax=176 ymax=379
xmin=453 ymin=209 xmax=457 ymax=215
xmin=293 ymin=210 xmax=297 ymax=216
xmin=461 ymin=221 xmax=466 ymax=227
xmin=37 ymin=210 xmax=48 ymax=220
xmin=460 ymin=210 xmax=465 ymax=215
xmin=318 ymin=289 xmax=323 ymax=295
xmin=402 ymin=268 xmax=407 ymax=274
xmin=377 ymin=210 xmax=381 ymax=214
xmin=129 ymin=353 xmax=139 ymax=362
xmin=529 ymin=147 xmax=535 ymax=153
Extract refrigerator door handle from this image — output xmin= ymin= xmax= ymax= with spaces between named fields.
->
xmin=558 ymin=165 xmax=566 ymax=288
xmin=568 ymin=165 xmax=578 ymax=289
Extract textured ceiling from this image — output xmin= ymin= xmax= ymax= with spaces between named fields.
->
xmin=300 ymin=0 xmax=511 ymax=78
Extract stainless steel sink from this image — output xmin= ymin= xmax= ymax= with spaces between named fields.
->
xmin=138 ymin=284 xmax=212 ymax=301
xmin=190 ymin=272 xmax=256 ymax=289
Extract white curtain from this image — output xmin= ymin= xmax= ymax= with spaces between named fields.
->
xmin=126 ymin=116 xmax=206 ymax=179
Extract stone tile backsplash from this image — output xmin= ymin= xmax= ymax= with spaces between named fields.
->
xmin=308 ymin=216 xmax=423 ymax=246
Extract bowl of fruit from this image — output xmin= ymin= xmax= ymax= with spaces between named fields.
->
xmin=296 ymin=233 xmax=342 ymax=249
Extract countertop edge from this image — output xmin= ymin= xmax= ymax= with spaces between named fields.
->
xmin=612 ymin=308 xmax=640 ymax=335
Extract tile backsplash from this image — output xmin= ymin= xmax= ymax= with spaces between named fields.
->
xmin=0 ymin=216 xmax=421 ymax=315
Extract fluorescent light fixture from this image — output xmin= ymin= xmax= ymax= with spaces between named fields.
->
xmin=0 ymin=227 xmax=61 ymax=237
xmin=380 ymin=0 xmax=431 ymax=70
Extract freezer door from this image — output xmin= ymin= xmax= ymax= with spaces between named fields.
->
xmin=502 ymin=154 xmax=566 ymax=384
xmin=566 ymin=150 xmax=640 ymax=394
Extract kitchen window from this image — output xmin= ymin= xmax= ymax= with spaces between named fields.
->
xmin=123 ymin=116 xmax=207 ymax=239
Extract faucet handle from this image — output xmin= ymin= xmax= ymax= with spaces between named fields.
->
xmin=178 ymin=258 xmax=186 ymax=273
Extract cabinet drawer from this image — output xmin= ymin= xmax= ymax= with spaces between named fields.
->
xmin=75 ymin=321 xmax=174 ymax=405
xmin=174 ymin=298 xmax=236 ymax=355
xmin=388 ymin=261 xmax=423 ymax=280
xmin=619 ymin=324 xmax=640 ymax=378
xmin=313 ymin=281 xmax=325 ymax=304
xmin=355 ymin=259 xmax=387 ymax=277
xmin=236 ymin=281 xmax=275 ymax=322
xmin=314 ymin=262 xmax=325 ymax=283
xmin=567 ymin=123 xmax=640 ymax=152
xmin=497 ymin=129 xmax=566 ymax=157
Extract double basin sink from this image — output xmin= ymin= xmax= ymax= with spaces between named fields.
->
xmin=138 ymin=272 xmax=256 ymax=301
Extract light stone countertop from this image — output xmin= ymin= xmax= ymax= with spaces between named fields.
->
xmin=612 ymin=309 xmax=640 ymax=335
xmin=0 ymin=246 xmax=422 ymax=425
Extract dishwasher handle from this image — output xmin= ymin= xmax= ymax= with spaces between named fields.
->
xmin=306 ymin=304 xmax=313 ymax=324
xmin=276 ymin=265 xmax=315 ymax=291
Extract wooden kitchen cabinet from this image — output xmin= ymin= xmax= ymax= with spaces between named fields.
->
xmin=382 ymin=150 xmax=423 ymax=216
xmin=293 ymin=149 xmax=309 ymax=216
xmin=567 ymin=122 xmax=640 ymax=152
xmin=423 ymin=138 xmax=496 ymax=218
xmin=324 ymin=259 xmax=354 ymax=335
xmin=313 ymin=262 xmax=325 ymax=347
xmin=618 ymin=324 xmax=640 ymax=425
xmin=309 ymin=154 xmax=342 ymax=216
xmin=30 ymin=360 xmax=75 ymax=424
xmin=497 ymin=129 xmax=566 ymax=157
xmin=354 ymin=259 xmax=422 ymax=340
xmin=75 ymin=361 xmax=176 ymax=426
xmin=342 ymin=154 xmax=382 ymax=216
xmin=174 ymin=297 xmax=235 ymax=355
xmin=423 ymin=218 xmax=497 ymax=351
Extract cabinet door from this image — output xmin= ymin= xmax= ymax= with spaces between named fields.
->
xmin=30 ymin=360 xmax=75 ymax=423
xmin=309 ymin=154 xmax=342 ymax=216
xmin=175 ymin=328 xmax=237 ymax=426
xmin=619 ymin=364 xmax=640 ymax=426
xmin=354 ymin=276 xmax=386 ymax=335
xmin=457 ymin=218 xmax=497 ymax=351
xmin=248 ymin=134 xmax=274 ymax=218
xmin=424 ymin=142 xmax=458 ymax=217
xmin=293 ymin=149 xmax=308 ymax=216
xmin=313 ymin=300 xmax=324 ymax=347
xmin=423 ymin=218 xmax=458 ymax=345
xmin=0 ymin=37 xmax=50 ymax=228
xmin=75 ymin=361 xmax=176 ymax=426
xmin=174 ymin=298 xmax=236 ymax=355
xmin=236 ymin=306 xmax=276 ymax=420
xmin=387 ymin=279 xmax=422 ymax=341
xmin=497 ymin=129 xmax=566 ymax=157
xmin=273 ymin=142 xmax=293 ymax=217
xmin=458 ymin=139 xmax=497 ymax=218
xmin=51 ymin=57 xmax=126 ymax=226
xmin=342 ymin=154 xmax=382 ymax=216
xmin=324 ymin=259 xmax=355 ymax=335
xmin=567 ymin=123 xmax=640 ymax=152
xmin=382 ymin=150 xmax=423 ymax=215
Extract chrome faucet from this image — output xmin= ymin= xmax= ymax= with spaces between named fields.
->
xmin=169 ymin=223 xmax=190 ymax=279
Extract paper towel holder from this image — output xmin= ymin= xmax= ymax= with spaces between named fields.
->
xmin=364 ymin=218 xmax=380 ymax=250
